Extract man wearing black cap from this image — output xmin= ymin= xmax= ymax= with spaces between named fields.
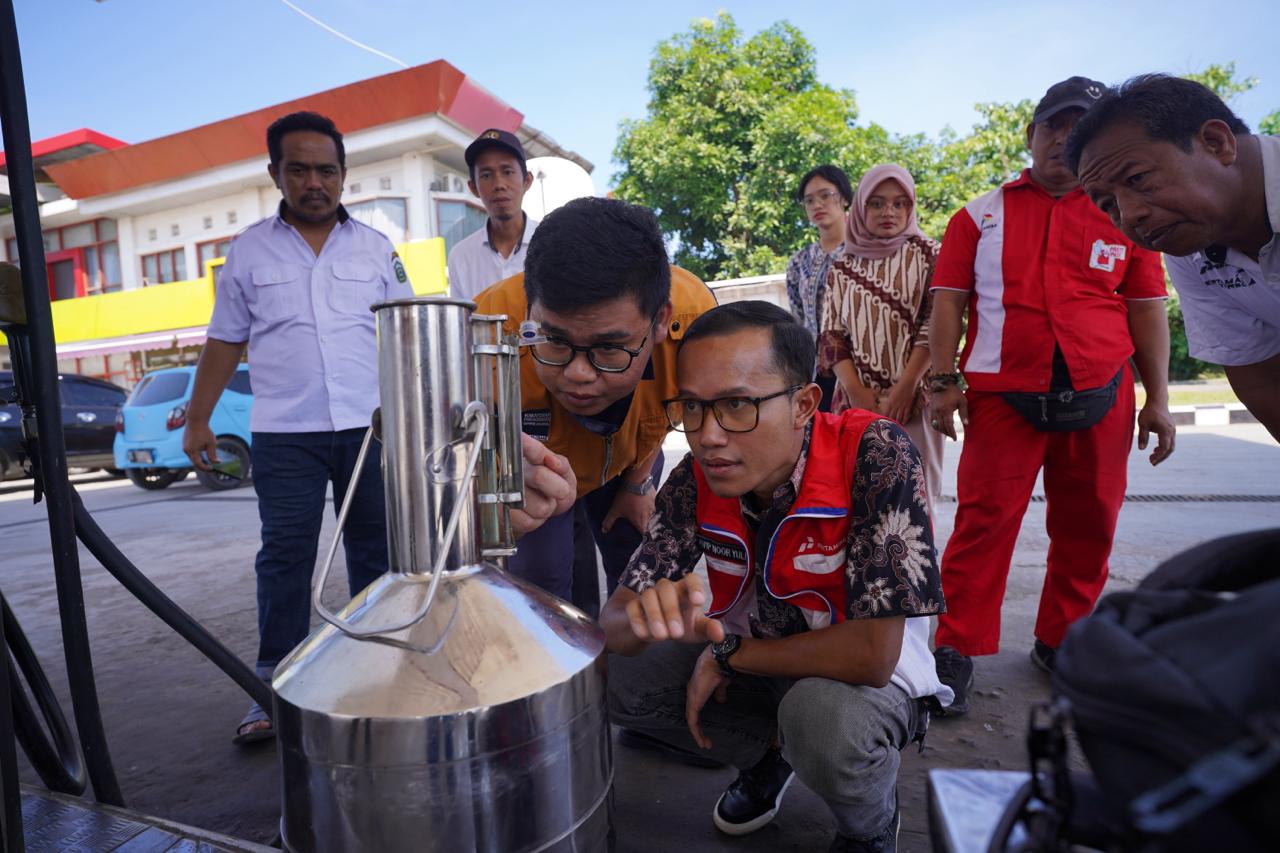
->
xmin=448 ymin=128 xmax=538 ymax=301
xmin=924 ymin=77 xmax=1175 ymax=712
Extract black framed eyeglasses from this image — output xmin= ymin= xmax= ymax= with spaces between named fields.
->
xmin=662 ymin=386 xmax=802 ymax=434
xmin=527 ymin=321 xmax=655 ymax=374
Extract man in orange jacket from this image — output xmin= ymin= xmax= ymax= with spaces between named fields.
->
xmin=475 ymin=197 xmax=716 ymax=614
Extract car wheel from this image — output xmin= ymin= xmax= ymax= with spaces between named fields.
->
xmin=196 ymin=437 xmax=251 ymax=491
xmin=126 ymin=468 xmax=183 ymax=490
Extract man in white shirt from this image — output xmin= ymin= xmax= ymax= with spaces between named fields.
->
xmin=185 ymin=113 xmax=576 ymax=745
xmin=1070 ymin=74 xmax=1280 ymax=441
xmin=447 ymin=129 xmax=539 ymax=301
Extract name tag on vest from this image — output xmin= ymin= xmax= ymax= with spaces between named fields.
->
xmin=698 ymin=535 xmax=748 ymax=577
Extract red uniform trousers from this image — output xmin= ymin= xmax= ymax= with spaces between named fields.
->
xmin=934 ymin=366 xmax=1134 ymax=655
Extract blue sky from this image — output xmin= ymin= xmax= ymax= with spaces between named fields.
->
xmin=11 ymin=0 xmax=1280 ymax=194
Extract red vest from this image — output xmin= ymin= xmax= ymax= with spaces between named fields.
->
xmin=693 ymin=410 xmax=878 ymax=624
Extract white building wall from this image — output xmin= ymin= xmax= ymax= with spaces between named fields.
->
xmin=129 ymin=192 xmax=260 ymax=287
xmin=116 ymin=214 xmax=138 ymax=289
xmin=402 ymin=152 xmax=428 ymax=241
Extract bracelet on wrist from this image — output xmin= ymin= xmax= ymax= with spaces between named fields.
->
xmin=928 ymin=371 xmax=963 ymax=392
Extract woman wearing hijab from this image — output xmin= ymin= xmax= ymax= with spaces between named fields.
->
xmin=786 ymin=165 xmax=853 ymax=412
xmin=819 ymin=163 xmax=944 ymax=511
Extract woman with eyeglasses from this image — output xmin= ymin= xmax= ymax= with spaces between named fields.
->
xmin=786 ymin=165 xmax=852 ymax=412
xmin=818 ymin=163 xmax=943 ymax=512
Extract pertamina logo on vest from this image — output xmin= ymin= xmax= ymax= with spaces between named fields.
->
xmin=1089 ymin=239 xmax=1127 ymax=272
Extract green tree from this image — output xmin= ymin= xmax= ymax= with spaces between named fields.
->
xmin=1183 ymin=62 xmax=1258 ymax=100
xmin=613 ymin=13 xmax=891 ymax=279
xmin=909 ymin=100 xmax=1035 ymax=235
xmin=614 ymin=13 xmax=1040 ymax=277
xmin=1181 ymin=63 xmax=1279 ymax=135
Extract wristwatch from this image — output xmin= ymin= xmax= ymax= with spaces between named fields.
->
xmin=621 ymin=475 xmax=656 ymax=496
xmin=710 ymin=633 xmax=742 ymax=678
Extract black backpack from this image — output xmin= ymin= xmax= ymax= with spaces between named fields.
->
xmin=1049 ymin=528 xmax=1280 ymax=851
xmin=985 ymin=530 xmax=1280 ymax=852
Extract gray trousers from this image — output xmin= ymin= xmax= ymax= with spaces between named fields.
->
xmin=608 ymin=642 xmax=923 ymax=839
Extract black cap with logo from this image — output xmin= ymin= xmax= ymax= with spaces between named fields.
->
xmin=1033 ymin=76 xmax=1107 ymax=123
xmin=464 ymin=129 xmax=527 ymax=170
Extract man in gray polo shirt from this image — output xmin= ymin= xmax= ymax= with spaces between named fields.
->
xmin=447 ymin=129 xmax=539 ymax=302
xmin=1069 ymin=74 xmax=1280 ymax=441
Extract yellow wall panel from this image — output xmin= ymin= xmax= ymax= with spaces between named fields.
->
xmin=399 ymin=236 xmax=447 ymax=295
xmin=1 ymin=237 xmax=448 ymax=348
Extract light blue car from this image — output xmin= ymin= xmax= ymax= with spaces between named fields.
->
xmin=113 ymin=365 xmax=253 ymax=491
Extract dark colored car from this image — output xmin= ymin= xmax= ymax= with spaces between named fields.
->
xmin=0 ymin=370 xmax=128 ymax=482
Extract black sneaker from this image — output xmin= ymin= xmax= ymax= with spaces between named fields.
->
xmin=829 ymin=798 xmax=900 ymax=852
xmin=933 ymin=646 xmax=975 ymax=716
xmin=616 ymin=727 xmax=725 ymax=769
xmin=712 ymin=747 xmax=795 ymax=836
xmin=1030 ymin=640 xmax=1057 ymax=673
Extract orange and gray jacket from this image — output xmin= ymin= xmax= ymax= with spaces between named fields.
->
xmin=474 ymin=266 xmax=717 ymax=497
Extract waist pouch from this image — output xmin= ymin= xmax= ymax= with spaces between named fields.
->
xmin=1002 ymin=367 xmax=1122 ymax=433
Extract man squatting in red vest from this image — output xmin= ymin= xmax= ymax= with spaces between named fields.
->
xmin=600 ymin=301 xmax=954 ymax=853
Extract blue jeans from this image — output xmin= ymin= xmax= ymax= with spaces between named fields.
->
xmin=252 ymin=429 xmax=389 ymax=669
xmin=507 ymin=453 xmax=665 ymax=615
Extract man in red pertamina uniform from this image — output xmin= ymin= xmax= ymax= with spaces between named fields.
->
xmin=927 ymin=77 xmax=1177 ymax=712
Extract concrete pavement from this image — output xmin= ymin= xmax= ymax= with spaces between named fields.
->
xmin=0 ymin=423 xmax=1276 ymax=851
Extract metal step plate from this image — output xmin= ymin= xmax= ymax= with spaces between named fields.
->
xmin=20 ymin=786 xmax=276 ymax=852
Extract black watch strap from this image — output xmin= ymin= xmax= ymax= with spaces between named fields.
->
xmin=711 ymin=633 xmax=742 ymax=677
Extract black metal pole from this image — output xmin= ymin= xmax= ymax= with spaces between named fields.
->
xmin=0 ymin=0 xmax=124 ymax=806
xmin=0 ymin=596 xmax=24 ymax=852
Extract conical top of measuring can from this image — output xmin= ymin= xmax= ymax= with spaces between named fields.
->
xmin=273 ymin=564 xmax=603 ymax=721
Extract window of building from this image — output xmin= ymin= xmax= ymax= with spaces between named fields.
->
xmin=61 ymin=222 xmax=96 ymax=249
xmin=437 ymin=200 xmax=487 ymax=255
xmin=141 ymin=248 xmax=188 ymax=285
xmin=196 ymin=238 xmax=233 ymax=276
xmin=346 ymin=197 xmax=408 ymax=243
xmin=6 ymin=219 xmax=122 ymax=296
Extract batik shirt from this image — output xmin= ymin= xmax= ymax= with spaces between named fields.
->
xmin=619 ymin=419 xmax=945 ymax=640
xmin=786 ymin=241 xmax=844 ymax=339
